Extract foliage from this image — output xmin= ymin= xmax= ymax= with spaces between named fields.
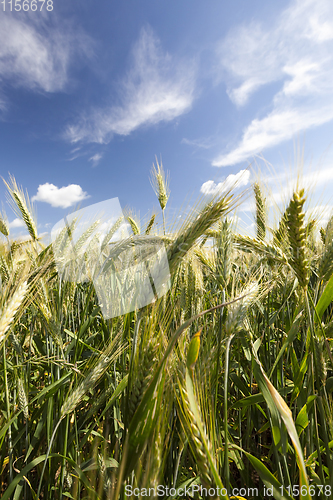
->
xmin=1 ymin=173 xmax=333 ymax=500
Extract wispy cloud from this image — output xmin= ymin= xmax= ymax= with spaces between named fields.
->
xmin=32 ymin=183 xmax=90 ymax=208
xmin=89 ymin=153 xmax=103 ymax=167
xmin=0 ymin=12 xmax=93 ymax=103
xmin=181 ymin=136 xmax=216 ymax=150
xmin=200 ymin=169 xmax=250 ymax=195
xmin=66 ymin=27 xmax=197 ymax=144
xmin=70 ymin=147 xmax=81 ymax=155
xmin=213 ymin=0 xmax=333 ymax=167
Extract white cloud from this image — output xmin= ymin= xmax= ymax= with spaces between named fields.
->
xmin=0 ymin=13 xmax=93 ymax=100
xmin=32 ymin=183 xmax=90 ymax=209
xmin=89 ymin=153 xmax=103 ymax=167
xmin=213 ymin=0 xmax=333 ymax=167
xmin=8 ymin=218 xmax=25 ymax=229
xmin=66 ymin=27 xmax=197 ymax=143
xmin=201 ymin=169 xmax=250 ymax=195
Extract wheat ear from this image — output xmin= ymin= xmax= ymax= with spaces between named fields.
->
xmin=178 ymin=381 xmax=215 ymax=488
xmin=254 ymin=182 xmax=266 ymax=240
xmin=127 ymin=216 xmax=140 ymax=235
xmin=128 ymin=338 xmax=159 ymax=422
xmin=318 ymin=239 xmax=333 ymax=282
xmin=0 ymin=255 xmax=10 ymax=284
xmin=216 ymin=218 xmax=232 ymax=286
xmin=60 ymin=340 xmax=124 ymax=417
xmin=273 ymin=208 xmax=289 ymax=249
xmin=17 ymin=377 xmax=29 ymax=420
xmin=235 ymin=234 xmax=288 ymax=264
xmin=101 ymin=215 xmax=124 ymax=251
xmin=286 ymin=189 xmax=310 ymax=289
xmin=3 ymin=175 xmax=37 ymax=241
xmin=0 ymin=281 xmax=28 ymax=348
xmin=150 ymin=157 xmax=170 ymax=212
xmin=318 ymin=216 xmax=333 ymax=281
xmin=167 ymin=196 xmax=233 ymax=274
xmin=0 ymin=215 xmax=9 ymax=237
xmin=145 ymin=213 xmax=156 ymax=235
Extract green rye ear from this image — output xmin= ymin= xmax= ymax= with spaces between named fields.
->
xmin=286 ymin=189 xmax=310 ymax=289
xmin=254 ymin=182 xmax=267 ymax=241
xmin=3 ymin=175 xmax=38 ymax=241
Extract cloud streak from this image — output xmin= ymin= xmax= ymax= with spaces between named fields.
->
xmin=66 ymin=27 xmax=197 ymax=144
xmin=89 ymin=153 xmax=103 ymax=167
xmin=213 ymin=0 xmax=333 ymax=167
xmin=32 ymin=183 xmax=90 ymax=209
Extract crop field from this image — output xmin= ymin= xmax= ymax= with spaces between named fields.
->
xmin=1 ymin=168 xmax=333 ymax=500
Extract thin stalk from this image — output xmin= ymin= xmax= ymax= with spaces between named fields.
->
xmin=215 ymin=290 xmax=225 ymax=419
xmin=162 ymin=209 xmax=166 ymax=236
xmin=36 ymin=419 xmax=62 ymax=500
xmin=3 ymin=342 xmax=13 ymax=483
xmin=172 ymin=442 xmax=185 ymax=488
xmin=317 ymin=396 xmax=333 ymax=490
xmin=223 ymin=334 xmax=234 ymax=491
xmin=59 ymin=415 xmax=70 ymax=499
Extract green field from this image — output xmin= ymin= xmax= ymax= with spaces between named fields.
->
xmin=1 ymin=170 xmax=333 ymax=499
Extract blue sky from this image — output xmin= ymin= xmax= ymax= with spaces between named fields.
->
xmin=1 ymin=0 xmax=333 ymax=238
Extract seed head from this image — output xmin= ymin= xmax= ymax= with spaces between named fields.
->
xmin=150 ymin=158 xmax=170 ymax=211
